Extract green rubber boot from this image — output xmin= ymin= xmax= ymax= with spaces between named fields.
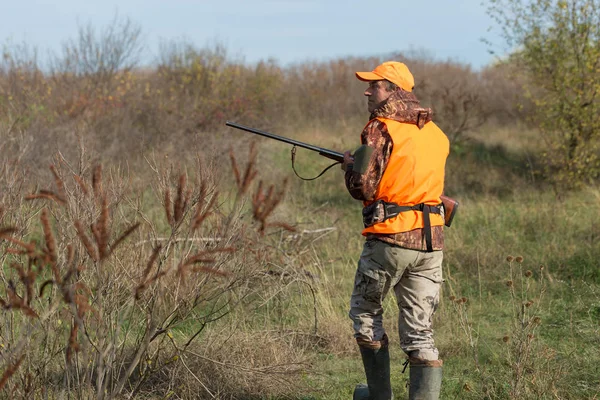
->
xmin=354 ymin=344 xmax=392 ymax=400
xmin=408 ymin=358 xmax=443 ymax=400
xmin=353 ymin=383 xmax=369 ymax=400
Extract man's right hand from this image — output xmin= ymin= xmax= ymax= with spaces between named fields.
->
xmin=342 ymin=150 xmax=354 ymax=172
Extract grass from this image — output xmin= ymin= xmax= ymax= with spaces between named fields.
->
xmin=1 ymin=123 xmax=599 ymax=399
xmin=239 ymin=126 xmax=600 ymax=399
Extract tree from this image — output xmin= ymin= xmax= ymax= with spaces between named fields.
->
xmin=50 ymin=15 xmax=144 ymax=93
xmin=488 ymin=0 xmax=600 ymax=187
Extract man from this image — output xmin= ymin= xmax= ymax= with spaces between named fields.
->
xmin=343 ymin=61 xmax=449 ymax=400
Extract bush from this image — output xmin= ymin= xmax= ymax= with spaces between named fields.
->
xmin=0 ymin=147 xmax=315 ymax=398
xmin=488 ymin=0 xmax=600 ymax=188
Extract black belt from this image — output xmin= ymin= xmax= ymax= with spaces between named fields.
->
xmin=362 ymin=200 xmax=442 ymax=252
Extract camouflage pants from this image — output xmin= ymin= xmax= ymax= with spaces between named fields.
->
xmin=349 ymin=238 xmax=443 ymax=360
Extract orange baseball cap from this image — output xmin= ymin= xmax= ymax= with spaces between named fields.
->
xmin=355 ymin=61 xmax=415 ymax=92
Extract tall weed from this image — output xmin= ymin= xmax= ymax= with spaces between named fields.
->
xmin=0 ymin=147 xmax=317 ymax=398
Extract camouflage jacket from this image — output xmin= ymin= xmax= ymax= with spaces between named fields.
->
xmin=345 ymin=89 xmax=444 ymax=251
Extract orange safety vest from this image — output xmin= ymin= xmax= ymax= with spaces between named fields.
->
xmin=362 ymin=117 xmax=449 ymax=236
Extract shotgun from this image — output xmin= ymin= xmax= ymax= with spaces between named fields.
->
xmin=225 ymin=121 xmax=458 ymax=227
xmin=225 ymin=121 xmax=344 ymax=162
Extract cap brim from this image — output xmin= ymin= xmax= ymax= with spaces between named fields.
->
xmin=355 ymin=71 xmax=384 ymax=81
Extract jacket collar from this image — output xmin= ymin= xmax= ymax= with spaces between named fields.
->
xmin=370 ymin=89 xmax=433 ymax=129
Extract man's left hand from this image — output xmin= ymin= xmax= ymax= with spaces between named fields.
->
xmin=342 ymin=150 xmax=354 ymax=172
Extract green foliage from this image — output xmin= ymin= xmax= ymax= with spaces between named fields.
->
xmin=488 ymin=0 xmax=600 ymax=187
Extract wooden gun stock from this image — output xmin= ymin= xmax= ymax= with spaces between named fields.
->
xmin=440 ymin=195 xmax=459 ymax=227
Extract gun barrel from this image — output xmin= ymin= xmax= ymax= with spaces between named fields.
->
xmin=225 ymin=121 xmax=344 ymax=162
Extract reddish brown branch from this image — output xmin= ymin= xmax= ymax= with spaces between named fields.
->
xmin=0 ymin=354 xmax=25 ymax=390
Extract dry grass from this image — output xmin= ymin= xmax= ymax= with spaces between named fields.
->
xmin=0 ymin=144 xmax=323 ymax=399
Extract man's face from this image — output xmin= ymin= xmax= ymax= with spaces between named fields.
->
xmin=364 ymin=80 xmax=394 ymax=113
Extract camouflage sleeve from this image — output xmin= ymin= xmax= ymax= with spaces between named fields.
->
xmin=344 ymin=119 xmax=393 ymax=201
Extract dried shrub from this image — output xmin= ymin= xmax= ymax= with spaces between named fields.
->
xmin=0 ymin=146 xmax=317 ymax=398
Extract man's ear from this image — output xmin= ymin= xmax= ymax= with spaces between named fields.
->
xmin=388 ymin=84 xmax=402 ymax=93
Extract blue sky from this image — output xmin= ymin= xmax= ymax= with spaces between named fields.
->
xmin=1 ymin=0 xmax=503 ymax=69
